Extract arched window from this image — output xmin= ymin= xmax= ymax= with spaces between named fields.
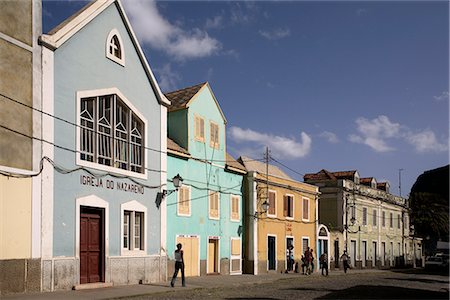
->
xmin=106 ymin=29 xmax=125 ymax=65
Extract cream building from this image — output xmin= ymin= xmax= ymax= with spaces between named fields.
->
xmin=304 ymin=169 xmax=420 ymax=270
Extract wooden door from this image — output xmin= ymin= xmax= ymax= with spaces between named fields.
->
xmin=80 ymin=207 xmax=104 ymax=284
xmin=208 ymin=239 xmax=218 ymax=273
xmin=176 ymin=236 xmax=199 ymax=277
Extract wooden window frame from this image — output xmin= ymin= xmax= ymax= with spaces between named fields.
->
xmin=209 ymin=191 xmax=220 ymax=220
xmin=302 ymin=197 xmax=310 ymax=222
xmin=362 ymin=207 xmax=367 ymax=226
xmin=209 ymin=121 xmax=220 ymax=149
xmin=283 ymin=194 xmax=294 ymax=219
xmin=194 ymin=114 xmax=205 ymax=142
xmin=230 ymin=195 xmax=240 ymax=222
xmin=267 ymin=190 xmax=277 ymax=217
xmin=177 ymin=185 xmax=191 ymax=217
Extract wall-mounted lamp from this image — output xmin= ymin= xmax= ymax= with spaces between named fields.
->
xmin=253 ymin=200 xmax=270 ymax=218
xmin=155 ymin=174 xmax=184 ymax=209
xmin=164 ymin=173 xmax=183 ymax=197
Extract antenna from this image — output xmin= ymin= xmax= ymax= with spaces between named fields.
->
xmin=398 ymin=168 xmax=404 ymax=197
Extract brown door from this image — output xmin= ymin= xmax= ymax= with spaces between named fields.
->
xmin=80 ymin=207 xmax=104 ymax=284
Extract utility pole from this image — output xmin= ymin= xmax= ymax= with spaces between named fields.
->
xmin=265 ymin=147 xmax=270 ymax=205
xmin=398 ymin=168 xmax=404 ymax=197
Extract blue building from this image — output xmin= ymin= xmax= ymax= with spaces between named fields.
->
xmin=39 ymin=0 xmax=169 ymax=290
xmin=165 ymin=82 xmax=246 ymax=277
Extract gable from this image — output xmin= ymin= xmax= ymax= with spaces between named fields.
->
xmin=40 ymin=0 xmax=169 ymax=107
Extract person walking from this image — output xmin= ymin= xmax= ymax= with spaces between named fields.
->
xmin=285 ymin=245 xmax=294 ymax=273
xmin=304 ymin=247 xmax=312 ymax=275
xmin=310 ymin=248 xmax=315 ymax=273
xmin=340 ymin=250 xmax=350 ymax=274
xmin=170 ymin=243 xmax=185 ymax=287
xmin=320 ymin=252 xmax=329 ymax=276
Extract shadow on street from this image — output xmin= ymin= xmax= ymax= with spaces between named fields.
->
xmin=384 ymin=277 xmax=449 ymax=284
xmin=315 ymin=285 xmax=449 ymax=299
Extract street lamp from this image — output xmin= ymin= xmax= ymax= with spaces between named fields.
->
xmin=155 ymin=174 xmax=184 ymax=209
xmin=254 ymin=200 xmax=270 ymax=218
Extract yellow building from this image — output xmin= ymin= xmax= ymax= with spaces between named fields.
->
xmin=239 ymin=157 xmax=321 ymax=274
xmin=0 ymin=0 xmax=42 ymax=295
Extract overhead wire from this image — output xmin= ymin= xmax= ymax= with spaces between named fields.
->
xmin=0 ymin=92 xmax=264 ymax=164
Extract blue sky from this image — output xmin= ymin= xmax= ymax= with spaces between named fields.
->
xmin=43 ymin=0 xmax=449 ymax=197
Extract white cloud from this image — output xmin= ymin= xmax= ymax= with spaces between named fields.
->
xmin=205 ymin=16 xmax=224 ymax=29
xmin=320 ymin=131 xmax=339 ymax=144
xmin=406 ymin=130 xmax=448 ymax=153
xmin=259 ymin=28 xmax=291 ymax=40
xmin=348 ymin=115 xmax=401 ymax=152
xmin=349 ymin=115 xmax=448 ymax=154
xmin=155 ymin=63 xmax=180 ymax=92
xmin=229 ymin=126 xmax=312 ymax=159
xmin=230 ymin=2 xmax=251 ymax=24
xmin=434 ymin=91 xmax=449 ymax=101
xmin=123 ymin=0 xmax=221 ymax=60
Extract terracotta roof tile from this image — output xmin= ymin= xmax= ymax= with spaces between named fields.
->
xmin=332 ymin=170 xmax=357 ymax=180
xmin=304 ymin=169 xmax=336 ymax=181
xmin=164 ymin=82 xmax=206 ymax=111
xmin=360 ymin=177 xmax=374 ymax=184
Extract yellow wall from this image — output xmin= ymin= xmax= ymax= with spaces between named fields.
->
xmin=257 ymin=174 xmax=318 ymax=263
xmin=0 ymin=176 xmax=32 ymax=259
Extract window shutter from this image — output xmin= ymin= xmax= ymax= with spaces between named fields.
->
xmin=268 ymin=192 xmax=275 ymax=215
xmin=283 ymin=195 xmax=288 ymax=217
xmin=200 ymin=118 xmax=205 ymax=140
xmin=289 ymin=196 xmax=293 ymax=217
xmin=231 ymin=239 xmax=241 ymax=256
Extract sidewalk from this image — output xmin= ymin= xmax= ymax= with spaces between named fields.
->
xmin=3 ymin=269 xmax=386 ymax=300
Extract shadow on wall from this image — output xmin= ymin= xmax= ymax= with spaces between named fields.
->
xmin=314 ymin=285 xmax=449 ymax=299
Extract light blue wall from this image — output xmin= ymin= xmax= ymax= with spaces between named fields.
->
xmin=187 ymin=87 xmax=226 ymax=167
xmin=166 ymin=86 xmax=244 ymax=262
xmin=52 ymin=3 xmax=162 ymax=256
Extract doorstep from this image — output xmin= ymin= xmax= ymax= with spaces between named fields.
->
xmin=73 ymin=282 xmax=113 ymax=290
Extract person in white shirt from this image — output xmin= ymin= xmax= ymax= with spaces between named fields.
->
xmin=170 ymin=243 xmax=185 ymax=287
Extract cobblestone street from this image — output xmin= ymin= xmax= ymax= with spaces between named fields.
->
xmin=127 ymin=270 xmax=449 ymax=300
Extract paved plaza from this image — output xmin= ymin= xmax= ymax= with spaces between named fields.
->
xmin=4 ymin=268 xmax=449 ymax=300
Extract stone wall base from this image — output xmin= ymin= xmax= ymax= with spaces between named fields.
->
xmin=0 ymin=258 xmax=41 ymax=296
xmin=42 ymin=255 xmax=167 ymax=292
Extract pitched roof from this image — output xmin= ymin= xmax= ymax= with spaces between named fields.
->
xmin=167 ymin=138 xmax=190 ymax=157
xmin=39 ymin=0 xmax=169 ymax=106
xmin=238 ymin=156 xmax=292 ymax=180
xmin=164 ymin=82 xmax=206 ymax=110
xmin=304 ymin=169 xmax=336 ymax=181
xmin=332 ymin=170 xmax=358 ymax=180
xmin=360 ymin=177 xmax=376 ymax=185
xmin=377 ymin=182 xmax=389 ymax=191
xmin=225 ymin=153 xmax=246 ymax=174
xmin=164 ymin=82 xmax=227 ymax=123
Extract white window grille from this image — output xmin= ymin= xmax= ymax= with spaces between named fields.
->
xmin=80 ymin=94 xmax=144 ymax=174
